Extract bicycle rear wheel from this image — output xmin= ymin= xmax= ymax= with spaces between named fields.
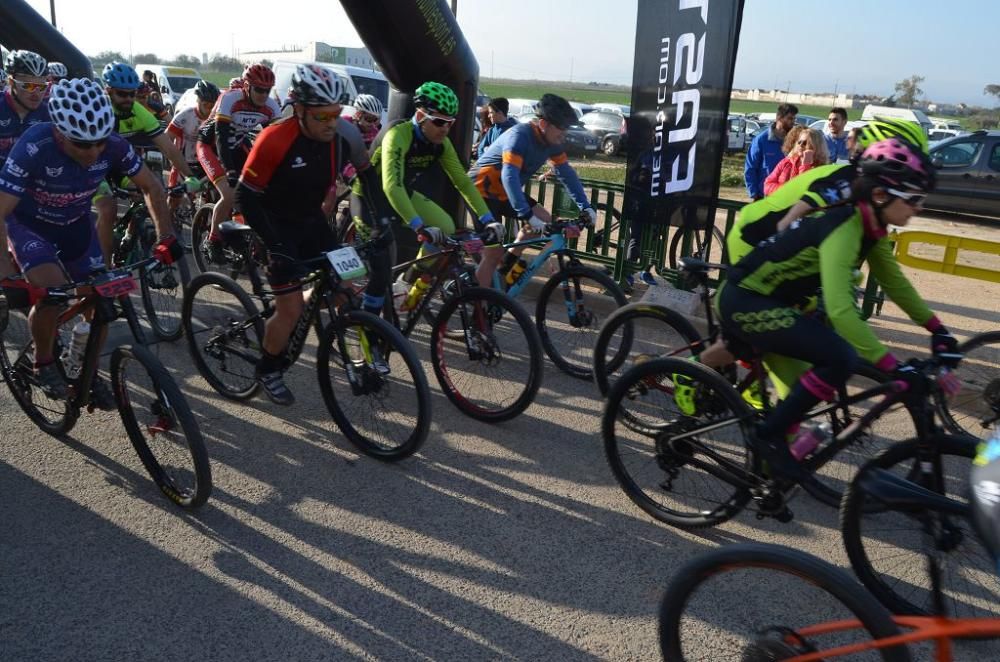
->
xmin=137 ymin=216 xmax=190 ymax=341
xmin=0 ymin=308 xmax=79 ymax=436
xmin=317 ymin=310 xmax=431 ymax=461
xmin=182 ymin=272 xmax=263 ymax=400
xmin=592 ymin=303 xmax=703 ymax=397
xmin=936 ymin=330 xmax=1000 ymax=440
xmin=430 ymin=286 xmax=543 ymax=423
xmin=110 ymin=344 xmax=212 ymax=508
xmin=841 ymin=435 xmax=1000 ymax=620
xmin=602 ymin=357 xmax=756 ymax=529
xmin=659 ymin=543 xmax=910 ymax=661
xmin=668 ymin=224 xmax=727 ymax=269
xmin=534 ymin=264 xmax=628 ymax=380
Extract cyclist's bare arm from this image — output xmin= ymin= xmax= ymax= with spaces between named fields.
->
xmin=131 ymin=165 xmax=175 ymax=240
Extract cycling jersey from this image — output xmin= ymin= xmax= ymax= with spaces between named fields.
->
xmin=727 ymin=163 xmax=855 ymax=263
xmin=114 ymin=101 xmax=165 ymax=149
xmin=727 ymin=203 xmax=934 ymax=365
xmin=198 ymin=89 xmax=281 ymax=172
xmin=166 ymin=105 xmax=209 ymax=164
xmin=471 ymin=121 xmax=590 ymax=218
xmin=353 ymin=118 xmax=490 ymax=225
xmin=343 ymin=114 xmax=380 ymax=148
xmin=0 ymin=89 xmax=51 ymax=165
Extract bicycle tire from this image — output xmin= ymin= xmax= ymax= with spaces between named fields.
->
xmin=182 ymin=272 xmax=263 ymax=400
xmin=667 ymin=225 xmax=727 ymax=269
xmin=841 ymin=435 xmax=1000 ymax=619
xmin=935 ymin=330 xmax=1000 ymax=440
xmin=316 ymin=309 xmax=431 ymax=461
xmin=110 ymin=344 xmax=212 ymax=508
xmin=592 ymin=302 xmax=702 ymax=397
xmin=191 ymin=204 xmax=214 ymax=275
xmin=0 ymin=310 xmax=79 ymax=437
xmin=534 ymin=264 xmax=628 ymax=380
xmin=659 ymin=543 xmax=911 ymax=661
xmin=138 ymin=217 xmax=191 ymax=342
xmin=602 ymin=356 xmax=756 ymax=529
xmin=430 ymin=286 xmax=543 ymax=423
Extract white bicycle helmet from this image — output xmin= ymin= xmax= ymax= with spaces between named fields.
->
xmin=47 ymin=62 xmax=68 ymax=79
xmin=48 ymin=78 xmax=115 ymax=142
xmin=354 ymin=93 xmax=383 ymax=117
xmin=290 ymin=64 xmax=350 ymax=106
xmin=5 ymin=50 xmax=48 ymax=78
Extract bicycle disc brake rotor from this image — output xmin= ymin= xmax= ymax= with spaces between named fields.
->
xmin=740 ymin=626 xmax=816 ymax=661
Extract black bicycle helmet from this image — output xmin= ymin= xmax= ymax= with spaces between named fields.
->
xmin=972 ymin=433 xmax=1000 ymax=570
xmin=534 ymin=94 xmax=577 ymax=129
xmin=193 ymin=80 xmax=220 ymax=103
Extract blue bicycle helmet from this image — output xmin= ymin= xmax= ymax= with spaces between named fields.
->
xmin=102 ymin=61 xmax=140 ymax=90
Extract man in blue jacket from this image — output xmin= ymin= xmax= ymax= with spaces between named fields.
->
xmin=744 ymin=103 xmax=798 ymax=200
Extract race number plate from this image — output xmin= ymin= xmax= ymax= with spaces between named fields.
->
xmin=326 ymin=247 xmax=367 ymax=280
xmin=94 ymin=271 xmax=138 ymax=297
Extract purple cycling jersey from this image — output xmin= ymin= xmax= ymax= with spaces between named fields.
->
xmin=0 ymin=89 xmax=51 ymax=165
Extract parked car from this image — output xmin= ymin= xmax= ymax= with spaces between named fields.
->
xmin=507 ymin=98 xmax=540 ymax=122
xmin=744 ymin=119 xmax=762 ymax=149
xmin=580 ymin=110 xmax=627 ymax=156
xmin=562 ymin=120 xmax=600 ymax=157
xmin=924 ymin=130 xmax=1000 ymax=217
xmin=726 ymin=115 xmax=748 ymax=153
xmin=928 ymin=128 xmax=969 ymax=145
xmin=568 ymin=101 xmax=595 ymax=120
xmin=134 ymin=64 xmax=201 ymax=116
xmin=592 ymin=102 xmax=631 ymax=117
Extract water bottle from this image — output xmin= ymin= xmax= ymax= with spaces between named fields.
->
xmin=504 ymin=259 xmax=528 ymax=286
xmin=61 ymin=319 xmax=91 ymax=379
xmin=790 ymin=422 xmax=831 ymax=461
xmin=404 ymin=274 xmax=431 ymax=311
xmin=392 ymin=278 xmax=410 ymax=315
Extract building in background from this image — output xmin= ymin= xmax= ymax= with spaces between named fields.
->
xmin=239 ymin=42 xmax=376 ymax=70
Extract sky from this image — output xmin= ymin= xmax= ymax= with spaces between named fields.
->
xmin=19 ymin=0 xmax=1000 ymax=107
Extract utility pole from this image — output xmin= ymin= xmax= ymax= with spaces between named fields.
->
xmin=569 ymin=58 xmax=573 ymax=84
xmin=49 ymin=0 xmax=56 ymax=28
xmin=490 ymin=50 xmax=494 ymax=79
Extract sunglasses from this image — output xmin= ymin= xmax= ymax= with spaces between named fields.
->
xmin=886 ymin=187 xmax=927 ymax=206
xmin=69 ymin=138 xmax=108 ymax=150
xmin=796 ymin=139 xmax=810 ymax=146
xmin=111 ymin=89 xmax=137 ymax=99
xmin=251 ymin=86 xmax=272 ymax=95
xmin=308 ymin=109 xmax=342 ymax=123
xmin=356 ymin=112 xmax=378 ymax=123
xmin=421 ymin=112 xmax=456 ymax=128
xmin=13 ymin=79 xmax=49 ymax=93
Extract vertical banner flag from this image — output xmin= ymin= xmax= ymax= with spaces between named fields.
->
xmin=623 ymin=0 xmax=745 ymax=233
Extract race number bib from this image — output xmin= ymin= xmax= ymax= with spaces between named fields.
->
xmin=326 ymin=247 xmax=367 ymax=280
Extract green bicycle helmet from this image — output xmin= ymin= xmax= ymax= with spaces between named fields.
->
xmin=857 ymin=116 xmax=930 ymax=154
xmin=413 ymin=81 xmax=459 ymax=117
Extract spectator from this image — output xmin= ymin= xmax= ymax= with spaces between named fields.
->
xmin=764 ymin=127 xmax=829 ymax=195
xmin=744 ymin=103 xmax=798 ymax=200
xmin=476 ymin=97 xmax=517 ymax=157
xmin=472 ymin=103 xmax=493 ymax=159
xmin=824 ymin=106 xmax=850 ymax=163
xmin=846 ymin=125 xmax=862 ymax=157
xmin=142 ymin=69 xmax=164 ymax=107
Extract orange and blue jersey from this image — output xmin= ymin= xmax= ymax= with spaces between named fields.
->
xmin=471 ymin=121 xmax=589 ymax=218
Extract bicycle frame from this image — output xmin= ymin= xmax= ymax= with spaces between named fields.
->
xmin=493 ymin=231 xmax=571 ymax=298
xmin=390 ymin=238 xmax=475 ymax=338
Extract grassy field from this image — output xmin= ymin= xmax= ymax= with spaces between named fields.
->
xmin=572 ymin=153 xmax=745 ymax=188
xmin=202 ymin=71 xmax=243 ymax=88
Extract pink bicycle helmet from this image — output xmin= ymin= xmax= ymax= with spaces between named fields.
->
xmin=858 ymin=137 xmax=936 ymax=192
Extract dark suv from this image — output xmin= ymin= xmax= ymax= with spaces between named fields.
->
xmin=926 ymin=130 xmax=1000 ymax=218
xmin=580 ymin=110 xmax=628 ymax=156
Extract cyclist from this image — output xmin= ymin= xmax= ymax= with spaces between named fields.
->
xmin=718 ymin=137 xmax=957 ymax=483
xmin=47 ymin=62 xmax=68 ymax=85
xmin=470 ymin=93 xmax=598 ymax=282
xmin=95 ymin=62 xmax=198 ymax=262
xmin=235 ymin=64 xmax=374 ymax=405
xmin=198 ymin=62 xmax=282 ymax=263
xmin=1 ymin=50 xmax=51 ymax=166
xmin=165 ymin=80 xmax=219 ymax=213
xmin=346 ymin=93 xmax=383 ymax=148
xmin=0 ymin=78 xmax=183 ymax=404
xmin=350 ymin=80 xmax=502 ymax=315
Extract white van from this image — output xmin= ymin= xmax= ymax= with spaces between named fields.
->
xmin=271 ymin=60 xmax=390 ymax=123
xmin=860 ymin=105 xmax=932 ymax=134
xmin=134 ymin=64 xmax=201 ymax=115
xmin=506 ymin=98 xmax=540 ymax=122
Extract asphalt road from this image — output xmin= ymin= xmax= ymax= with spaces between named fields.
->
xmin=1 ymin=211 xmax=998 ymax=660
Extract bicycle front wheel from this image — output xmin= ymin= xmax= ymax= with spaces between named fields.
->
xmin=841 ymin=435 xmax=1000 ymax=620
xmin=110 ymin=344 xmax=212 ymax=508
xmin=317 ymin=309 xmax=431 ymax=461
xmin=182 ymin=272 xmax=263 ymax=400
xmin=936 ymin=330 xmax=1000 ymax=440
xmin=602 ymin=357 xmax=756 ymax=529
xmin=191 ymin=204 xmax=214 ymax=275
xmin=535 ymin=264 xmax=628 ymax=380
xmin=430 ymin=286 xmax=543 ymax=423
xmin=138 ymin=218 xmax=190 ymax=341
xmin=667 ymin=224 xmax=727 ymax=269
xmin=659 ymin=543 xmax=910 ymax=661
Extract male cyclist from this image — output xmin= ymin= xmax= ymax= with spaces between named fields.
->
xmin=470 ymin=93 xmax=598 ymax=282
xmin=1 ymin=50 xmax=51 ymax=166
xmin=95 ymin=62 xmax=197 ymax=262
xmin=718 ymin=138 xmax=956 ymax=483
xmin=165 ymin=80 xmax=219 ymax=213
xmin=350 ymin=80 xmax=502 ymax=316
xmin=0 ymin=78 xmax=183 ymax=404
xmin=235 ymin=65 xmax=374 ymax=405
xmin=47 ymin=62 xmax=68 ymax=85
xmin=198 ymin=63 xmax=282 ymax=263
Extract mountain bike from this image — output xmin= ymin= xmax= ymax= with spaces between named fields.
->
xmin=491 ymin=216 xmax=628 ymax=380
xmin=933 ymin=330 xmax=999 ymax=440
xmin=181 ymin=222 xmax=431 ymax=460
xmin=386 ymin=230 xmax=544 ymax=423
xmin=0 ymin=259 xmax=212 ymax=508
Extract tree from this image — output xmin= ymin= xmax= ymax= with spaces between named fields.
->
xmin=133 ymin=53 xmax=159 ymax=65
xmin=90 ymin=50 xmax=127 ymax=69
xmin=893 ymin=75 xmax=924 ymax=108
xmin=985 ymin=84 xmax=1000 ymax=106
xmin=170 ymin=54 xmax=201 ymax=68
xmin=260 ymin=58 xmax=274 ymax=70
xmin=207 ymin=53 xmax=242 ymax=71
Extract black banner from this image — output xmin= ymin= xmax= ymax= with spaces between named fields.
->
xmin=624 ymin=0 xmax=745 ymax=229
